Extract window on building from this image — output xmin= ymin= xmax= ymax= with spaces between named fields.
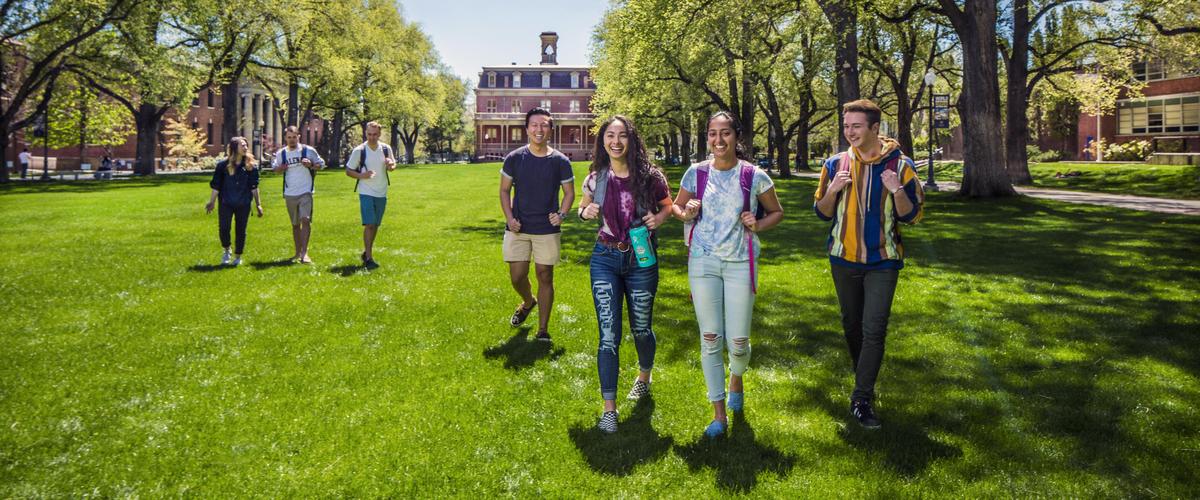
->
xmin=487 ymin=72 xmax=496 ymax=87
xmin=541 ymin=99 xmax=551 ymax=110
xmin=192 ymin=118 xmax=198 ymax=129
xmin=503 ymin=76 xmax=509 ymax=88
xmin=1132 ymin=60 xmax=1167 ymax=82
xmin=571 ymin=72 xmax=579 ymax=88
xmin=207 ymin=90 xmax=214 ymax=108
xmin=486 ymin=99 xmax=496 ymax=113
xmin=1118 ymin=95 xmax=1200 ymax=134
xmin=207 ymin=121 xmax=214 ymax=145
xmin=542 ymin=72 xmax=550 ymax=88
xmin=192 ymin=95 xmax=199 ymax=107
xmin=570 ymin=100 xmax=580 ymax=113
xmin=511 ymin=100 xmax=521 ymax=113
xmin=583 ymin=74 xmax=591 ymax=88
xmin=510 ymin=128 xmax=522 ymax=142
xmin=513 ymin=72 xmax=521 ymax=88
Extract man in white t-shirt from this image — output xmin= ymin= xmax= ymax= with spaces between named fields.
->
xmin=271 ymin=125 xmax=326 ymax=264
xmin=18 ymin=148 xmax=32 ymax=179
xmin=344 ymin=121 xmax=396 ymax=270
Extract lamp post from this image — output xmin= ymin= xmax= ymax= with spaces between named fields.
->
xmin=924 ymin=70 xmax=939 ymax=192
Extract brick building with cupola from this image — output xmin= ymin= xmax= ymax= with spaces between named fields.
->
xmin=473 ymin=32 xmax=596 ymax=162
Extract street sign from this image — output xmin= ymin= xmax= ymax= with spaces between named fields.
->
xmin=933 ymin=94 xmax=951 ymax=128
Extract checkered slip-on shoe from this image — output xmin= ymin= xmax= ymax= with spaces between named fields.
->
xmin=626 ymin=379 xmax=651 ymax=401
xmin=597 ymin=411 xmax=618 ymax=434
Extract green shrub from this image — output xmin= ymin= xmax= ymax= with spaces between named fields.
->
xmin=1156 ymin=139 xmax=1186 ymax=153
xmin=1104 ymin=140 xmax=1152 ymax=161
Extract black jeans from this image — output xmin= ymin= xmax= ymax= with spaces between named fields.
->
xmin=831 ymin=264 xmax=899 ymax=402
xmin=218 ymin=203 xmax=251 ymax=254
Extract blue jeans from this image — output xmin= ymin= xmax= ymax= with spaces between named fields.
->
xmin=688 ymin=250 xmax=756 ymax=402
xmin=590 ymin=243 xmax=658 ymax=401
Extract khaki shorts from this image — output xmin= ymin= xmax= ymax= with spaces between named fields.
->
xmin=284 ymin=193 xmax=313 ymax=225
xmin=503 ymin=231 xmax=561 ymax=266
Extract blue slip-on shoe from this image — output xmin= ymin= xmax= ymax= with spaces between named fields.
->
xmin=728 ymin=392 xmax=744 ymax=412
xmin=704 ymin=419 xmax=728 ymax=439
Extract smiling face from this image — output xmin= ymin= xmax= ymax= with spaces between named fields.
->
xmin=602 ymin=119 xmax=629 ymax=161
xmin=234 ymin=137 xmax=248 ymax=155
xmin=843 ymin=111 xmax=879 ymax=150
xmin=707 ymin=115 xmax=737 ymax=161
xmin=285 ymin=130 xmax=300 ymax=148
xmin=527 ymin=113 xmax=551 ymax=147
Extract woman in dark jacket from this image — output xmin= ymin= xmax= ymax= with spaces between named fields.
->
xmin=205 ymin=137 xmax=262 ymax=266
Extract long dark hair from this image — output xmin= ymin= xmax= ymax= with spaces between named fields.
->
xmin=706 ymin=110 xmax=751 ymax=161
xmin=589 ymin=115 xmax=664 ymax=212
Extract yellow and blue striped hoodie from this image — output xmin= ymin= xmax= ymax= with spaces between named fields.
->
xmin=813 ymin=138 xmax=924 ymax=270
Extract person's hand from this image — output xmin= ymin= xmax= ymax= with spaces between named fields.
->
xmin=366 ymin=170 xmax=376 ymax=179
xmin=740 ymin=211 xmax=758 ymax=232
xmin=301 ymin=158 xmax=312 ymax=167
xmin=682 ymin=199 xmax=702 ymax=221
xmin=581 ymin=202 xmax=600 ymax=220
xmin=385 ymin=157 xmax=397 ymax=171
xmin=507 ymin=217 xmax=522 ymax=232
xmin=205 ymin=201 xmax=214 ymax=214
xmin=827 ymin=169 xmax=852 ymax=194
xmin=642 ymin=212 xmax=659 ymax=230
xmin=881 ymin=169 xmax=902 ymax=194
xmin=255 ymin=204 xmax=263 ymax=218
xmin=548 ymin=212 xmax=563 ymax=227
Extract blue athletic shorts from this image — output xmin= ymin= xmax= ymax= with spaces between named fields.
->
xmin=359 ymin=194 xmax=387 ymax=226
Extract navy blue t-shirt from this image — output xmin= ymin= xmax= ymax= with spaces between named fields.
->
xmin=210 ymin=159 xmax=260 ymax=207
xmin=501 ymin=146 xmax=574 ymax=235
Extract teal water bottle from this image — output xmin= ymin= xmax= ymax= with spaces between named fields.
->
xmin=629 ymin=225 xmax=656 ymax=267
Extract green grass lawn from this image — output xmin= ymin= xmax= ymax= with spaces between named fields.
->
xmin=1 ymin=163 xmax=1198 ymax=496
xmin=931 ymin=161 xmax=1200 ymax=199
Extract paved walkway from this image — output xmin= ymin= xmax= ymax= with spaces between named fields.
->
xmin=785 ymin=170 xmax=1200 ymax=216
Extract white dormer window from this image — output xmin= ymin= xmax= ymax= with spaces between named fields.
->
xmin=542 ymin=72 xmax=550 ymax=88
xmin=570 ymin=72 xmax=579 ymax=88
xmin=541 ymin=99 xmax=552 ymax=110
xmin=487 ymin=72 xmax=496 ymax=87
xmin=583 ymin=74 xmax=591 ymax=88
xmin=513 ymin=72 xmax=521 ymax=88
xmin=570 ymin=100 xmax=580 ymax=113
xmin=511 ymin=100 xmax=521 ymax=113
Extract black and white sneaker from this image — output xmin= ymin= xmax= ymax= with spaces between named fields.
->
xmin=850 ymin=399 xmax=881 ymax=429
xmin=534 ymin=330 xmax=552 ymax=342
xmin=626 ymin=379 xmax=651 ymax=401
xmin=597 ymin=411 xmax=618 ymax=434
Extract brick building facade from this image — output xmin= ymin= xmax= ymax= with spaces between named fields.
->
xmin=474 ymin=32 xmax=596 ymax=162
xmin=1071 ymin=61 xmax=1200 ymax=159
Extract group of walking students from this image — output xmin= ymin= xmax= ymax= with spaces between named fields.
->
xmin=501 ymin=100 xmax=923 ymax=436
xmin=204 ymin=121 xmax=397 ymax=269
xmin=203 ymin=98 xmax=924 ymax=437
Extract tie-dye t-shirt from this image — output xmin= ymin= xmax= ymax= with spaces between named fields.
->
xmin=582 ymin=169 xmax=671 ymax=245
xmin=680 ymin=161 xmax=774 ymax=261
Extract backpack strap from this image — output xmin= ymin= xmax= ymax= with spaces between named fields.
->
xmin=301 ymin=146 xmax=315 ymax=193
xmin=353 ymin=143 xmax=368 ymax=192
xmin=739 ymin=161 xmax=759 ymax=295
xmin=685 ymin=162 xmax=711 ymax=249
xmin=382 ymin=145 xmax=391 ymax=186
xmin=593 ymin=168 xmax=609 ymax=210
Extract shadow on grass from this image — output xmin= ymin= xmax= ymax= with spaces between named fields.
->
xmin=250 ymin=258 xmax=296 ymax=270
xmin=329 ymin=264 xmax=367 ymax=277
xmin=674 ymin=412 xmax=797 ymax=493
xmin=567 ymin=396 xmax=674 ymax=476
xmin=483 ymin=328 xmax=565 ymax=370
xmin=187 ymin=263 xmax=233 ymax=272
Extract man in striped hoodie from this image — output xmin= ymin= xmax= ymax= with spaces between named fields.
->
xmin=814 ymin=99 xmax=924 ymax=429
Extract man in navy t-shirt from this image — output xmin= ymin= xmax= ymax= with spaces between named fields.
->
xmin=499 ymin=108 xmax=575 ymax=342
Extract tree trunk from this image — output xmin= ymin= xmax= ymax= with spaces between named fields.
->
xmin=390 ymin=121 xmax=400 ymax=150
xmin=896 ymin=89 xmax=915 ymax=158
xmin=941 ymin=0 xmax=1016 ymax=197
xmin=695 ymin=114 xmax=707 ymax=161
xmin=796 ymin=121 xmax=811 ymax=171
xmin=133 ymin=104 xmax=161 ymax=175
xmin=679 ymin=119 xmax=692 ymax=164
xmin=0 ymin=123 xmax=9 ymax=183
xmin=669 ymin=131 xmax=680 ymax=163
xmin=1004 ymin=0 xmax=1034 ymax=184
xmin=766 ymin=128 xmax=774 ymax=168
xmin=820 ymin=0 xmax=860 ymax=151
xmin=329 ymin=109 xmax=345 ymax=169
xmin=222 ymin=82 xmax=239 ymax=145
xmin=287 ymin=78 xmax=299 ymax=127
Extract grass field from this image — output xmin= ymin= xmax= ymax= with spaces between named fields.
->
xmin=1 ymin=163 xmax=1198 ymax=496
xmin=929 ymin=161 xmax=1200 ymax=200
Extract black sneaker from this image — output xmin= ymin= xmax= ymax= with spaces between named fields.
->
xmin=364 ymin=258 xmax=380 ymax=270
xmin=534 ymin=330 xmax=552 ymax=342
xmin=850 ymin=399 xmax=881 ymax=429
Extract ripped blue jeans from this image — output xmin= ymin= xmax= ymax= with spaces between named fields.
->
xmin=591 ymin=243 xmax=658 ymax=401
